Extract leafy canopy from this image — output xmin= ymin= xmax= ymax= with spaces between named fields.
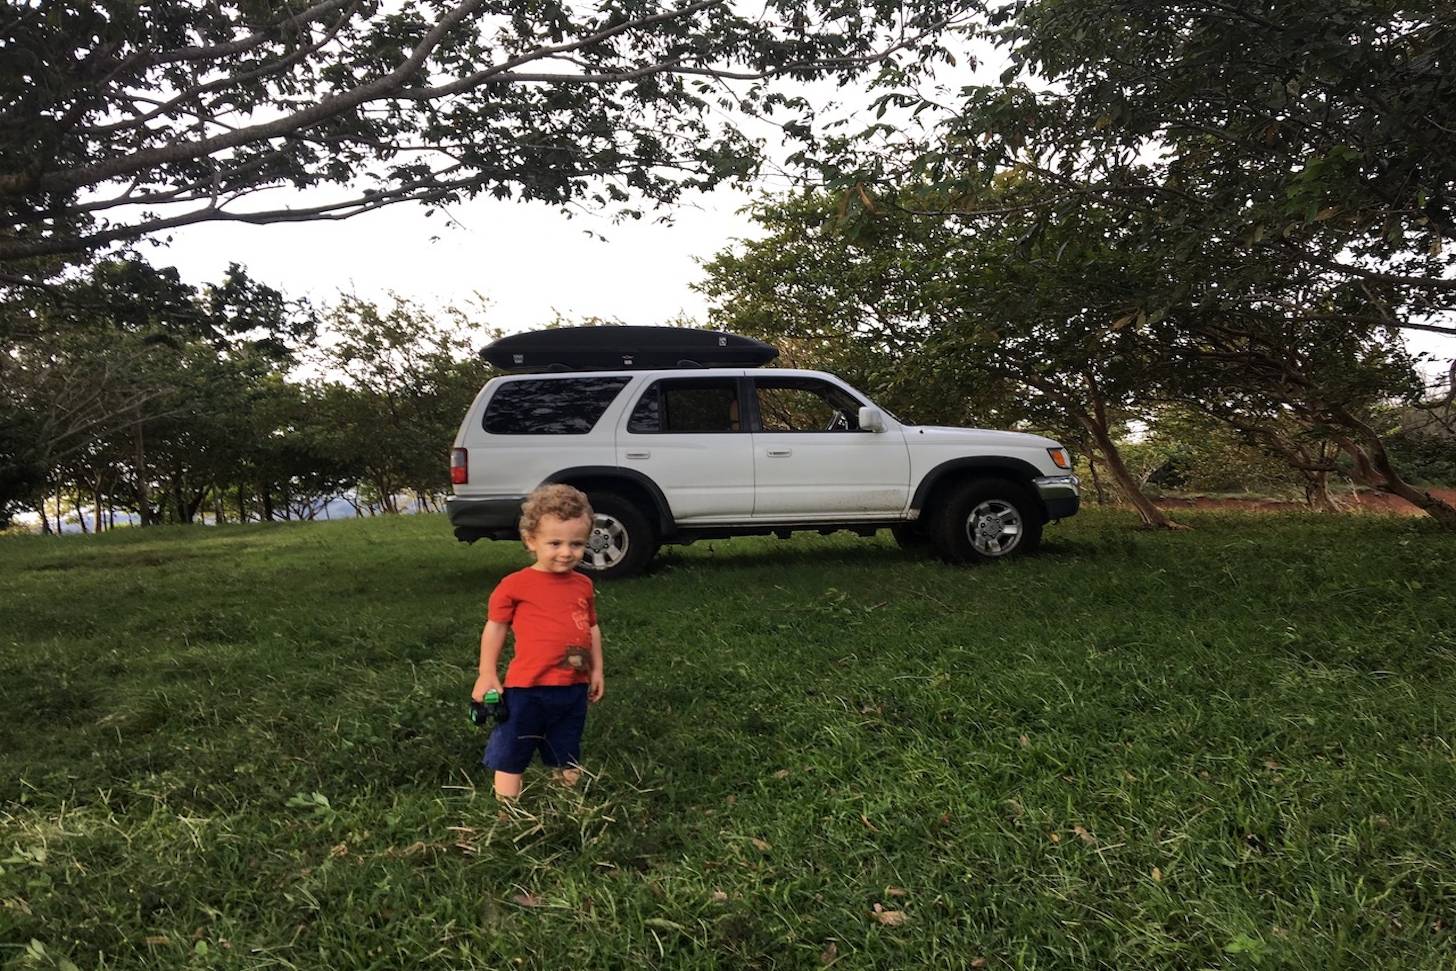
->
xmin=812 ymin=0 xmax=1454 ymax=337
xmin=0 ymin=0 xmax=971 ymax=271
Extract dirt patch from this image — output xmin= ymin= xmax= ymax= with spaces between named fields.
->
xmin=1152 ymin=488 xmax=1456 ymax=516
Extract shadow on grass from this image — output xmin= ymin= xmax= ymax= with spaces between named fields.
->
xmin=644 ymin=538 xmax=918 ymax=576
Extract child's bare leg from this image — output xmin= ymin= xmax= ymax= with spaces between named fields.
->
xmin=494 ymin=770 xmax=523 ymax=799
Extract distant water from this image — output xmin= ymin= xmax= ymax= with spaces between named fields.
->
xmin=12 ymin=494 xmax=430 ymax=534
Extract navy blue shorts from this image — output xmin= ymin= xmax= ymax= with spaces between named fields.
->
xmin=482 ymin=684 xmax=589 ymax=774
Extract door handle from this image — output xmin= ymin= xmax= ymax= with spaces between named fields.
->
xmin=765 ymin=448 xmax=792 ymax=457
xmin=625 ymin=450 xmax=651 ymax=459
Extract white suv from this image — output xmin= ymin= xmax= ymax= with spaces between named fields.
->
xmin=446 ymin=342 xmax=1080 ymax=579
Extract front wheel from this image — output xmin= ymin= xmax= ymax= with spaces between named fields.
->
xmin=580 ymin=493 xmax=659 ymax=580
xmin=929 ymin=479 xmax=1043 ymax=564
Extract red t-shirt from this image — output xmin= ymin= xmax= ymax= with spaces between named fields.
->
xmin=488 ymin=568 xmax=597 ymax=687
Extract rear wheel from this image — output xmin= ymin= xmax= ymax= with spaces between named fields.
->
xmin=929 ymin=479 xmax=1043 ymax=564
xmin=580 ymin=493 xmax=659 ymax=580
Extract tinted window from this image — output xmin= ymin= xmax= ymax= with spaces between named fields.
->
xmin=629 ymin=378 xmax=741 ymax=433
xmin=483 ymin=377 xmax=631 ymax=434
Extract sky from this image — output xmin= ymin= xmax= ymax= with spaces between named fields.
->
xmin=154 ymin=183 xmax=763 ymax=336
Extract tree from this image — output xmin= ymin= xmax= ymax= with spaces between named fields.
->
xmin=791 ymin=0 xmax=1456 ymax=523
xmin=699 ymin=186 xmax=1194 ymax=528
xmin=0 ymin=310 xmax=177 ymax=529
xmin=229 ymin=376 xmax=355 ymax=523
xmin=873 ymin=0 xmax=1456 ymax=334
xmin=1377 ymin=399 xmax=1456 ymax=489
xmin=0 ymin=257 xmax=316 ymax=527
xmin=1131 ymin=406 xmax=1348 ymax=508
xmin=0 ymin=408 xmax=44 ymax=530
xmin=697 ymin=190 xmax=1027 ymax=427
xmin=308 ymin=293 xmax=493 ymax=512
xmin=0 ymin=0 xmax=971 ymax=273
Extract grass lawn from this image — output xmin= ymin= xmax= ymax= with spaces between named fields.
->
xmin=2 ymin=509 xmax=1454 ymax=970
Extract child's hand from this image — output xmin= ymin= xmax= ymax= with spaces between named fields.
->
xmin=588 ymin=672 xmax=604 ymax=703
xmin=472 ymin=673 xmax=503 ymax=703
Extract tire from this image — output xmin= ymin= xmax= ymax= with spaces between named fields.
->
xmin=928 ymin=478 xmax=1043 ymax=564
xmin=891 ymin=521 xmax=929 ymax=551
xmin=579 ymin=492 xmax=659 ymax=580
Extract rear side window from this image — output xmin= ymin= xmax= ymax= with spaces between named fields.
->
xmin=483 ymin=377 xmax=631 ymax=435
xmin=628 ymin=377 xmax=741 ymax=433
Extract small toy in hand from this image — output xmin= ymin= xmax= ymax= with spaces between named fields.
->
xmin=469 ymin=689 xmax=509 ymax=726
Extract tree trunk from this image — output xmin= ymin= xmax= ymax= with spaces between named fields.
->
xmin=133 ymin=423 xmax=152 ymax=526
xmin=1303 ymin=470 xmax=1338 ymax=513
xmin=1326 ymin=406 xmax=1456 ymax=527
xmin=1076 ymin=415 xmax=1187 ymax=530
xmin=1338 ymin=435 xmax=1456 ymax=525
xmin=178 ymin=481 xmax=206 ymax=524
xmin=1086 ymin=457 xmax=1109 ymax=505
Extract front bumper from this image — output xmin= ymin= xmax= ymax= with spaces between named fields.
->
xmin=1033 ymin=474 xmax=1081 ymax=521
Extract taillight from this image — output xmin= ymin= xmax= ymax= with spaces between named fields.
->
xmin=1047 ymin=447 xmax=1072 ymax=470
xmin=450 ymin=447 xmax=468 ymax=485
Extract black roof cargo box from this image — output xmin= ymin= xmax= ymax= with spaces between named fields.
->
xmin=481 ymin=325 xmax=779 ymax=372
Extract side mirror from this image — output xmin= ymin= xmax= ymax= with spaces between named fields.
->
xmin=858 ymin=406 xmax=886 ymax=433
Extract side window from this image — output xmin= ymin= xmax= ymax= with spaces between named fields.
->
xmin=628 ymin=378 xmax=741 ymax=433
xmin=483 ymin=377 xmax=631 ymax=434
xmin=754 ymin=377 xmax=863 ymax=432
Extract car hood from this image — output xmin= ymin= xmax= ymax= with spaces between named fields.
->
xmin=900 ymin=424 xmax=1061 ymax=449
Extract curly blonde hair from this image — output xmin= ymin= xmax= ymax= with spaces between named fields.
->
xmin=518 ymin=483 xmax=594 ymax=539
